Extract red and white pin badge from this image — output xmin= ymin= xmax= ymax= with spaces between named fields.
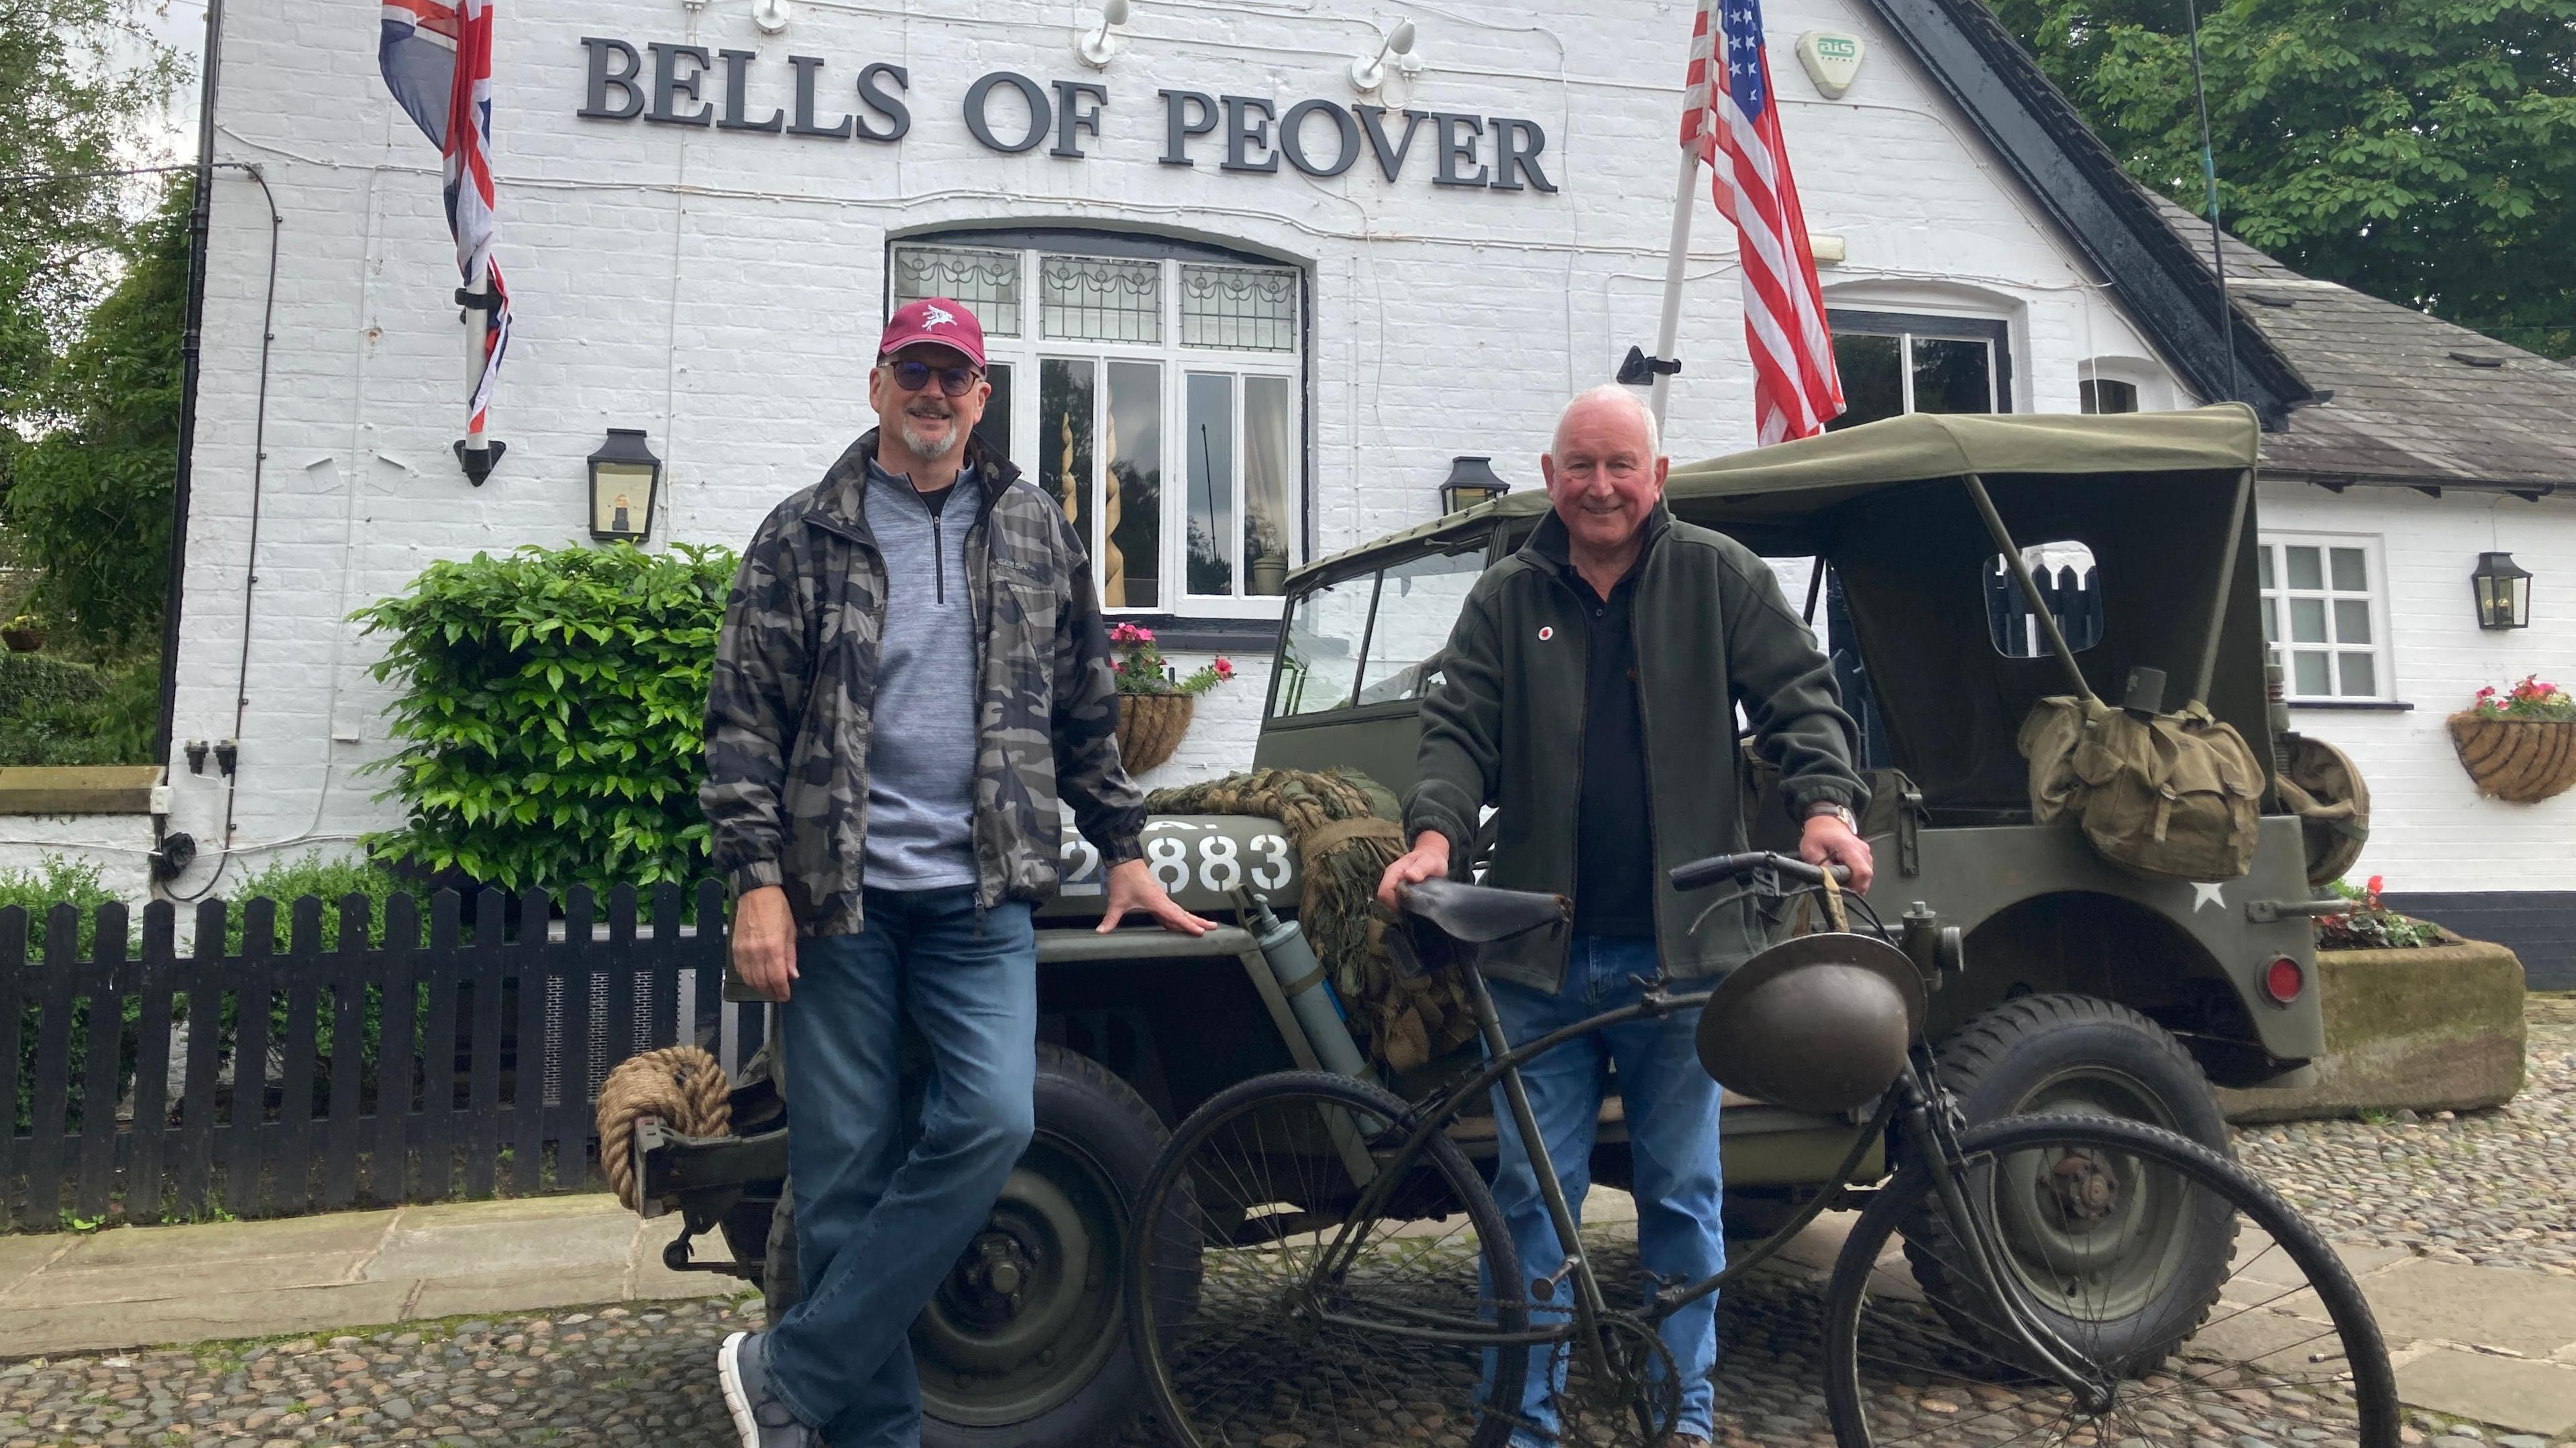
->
xmin=1538 ymin=625 xmax=1555 ymax=641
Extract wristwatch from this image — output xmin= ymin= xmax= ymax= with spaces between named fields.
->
xmin=1805 ymin=801 xmax=1860 ymax=833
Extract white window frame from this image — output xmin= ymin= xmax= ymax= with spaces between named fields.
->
xmin=1825 ymin=309 xmax=2015 ymax=423
xmin=2259 ymin=532 xmax=2394 ymax=704
xmin=888 ymin=240 xmax=1304 ymax=620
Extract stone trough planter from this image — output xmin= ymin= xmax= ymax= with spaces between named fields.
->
xmin=2220 ymin=936 xmax=2526 ymax=1123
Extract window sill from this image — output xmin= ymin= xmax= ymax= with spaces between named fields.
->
xmin=1108 ymin=614 xmax=1283 ymax=653
xmin=2285 ymin=700 xmax=2414 ymax=712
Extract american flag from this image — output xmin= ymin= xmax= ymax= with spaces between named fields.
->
xmin=379 ymin=0 xmax=513 ymax=437
xmin=1681 ymin=0 xmax=1843 ymax=444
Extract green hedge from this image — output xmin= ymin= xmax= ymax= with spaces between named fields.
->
xmin=353 ymin=543 xmax=734 ymax=893
xmin=0 ymin=651 xmax=154 ymax=767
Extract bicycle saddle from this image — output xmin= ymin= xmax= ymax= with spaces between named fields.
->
xmin=1398 ymin=879 xmax=1570 ymax=944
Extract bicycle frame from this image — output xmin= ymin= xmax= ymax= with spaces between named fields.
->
xmin=1302 ymin=927 xmax=2122 ymax=1412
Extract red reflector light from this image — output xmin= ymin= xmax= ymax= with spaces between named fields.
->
xmin=2263 ymin=956 xmax=2305 ymax=1005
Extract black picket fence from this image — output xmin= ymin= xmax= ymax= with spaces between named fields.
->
xmin=1 ymin=881 xmax=763 ymax=1231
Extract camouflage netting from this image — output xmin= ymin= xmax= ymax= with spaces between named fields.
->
xmin=1144 ymin=768 xmax=1481 ymax=1072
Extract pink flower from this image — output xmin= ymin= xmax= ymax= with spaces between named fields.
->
xmin=1134 ymin=626 xmax=1156 ymax=643
xmin=1213 ymin=657 xmax=1235 ymax=679
xmin=1112 ymin=660 xmax=1126 ymax=673
xmin=2367 ymin=874 xmax=2383 ymax=896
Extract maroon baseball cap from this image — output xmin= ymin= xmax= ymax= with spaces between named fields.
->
xmin=878 ymin=298 xmax=986 ymax=368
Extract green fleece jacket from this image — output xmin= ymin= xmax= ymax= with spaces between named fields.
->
xmin=1402 ymin=504 xmax=1866 ymax=993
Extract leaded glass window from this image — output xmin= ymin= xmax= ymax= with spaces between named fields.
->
xmin=1042 ymin=256 xmax=1162 ymax=343
xmin=1181 ymin=265 xmax=1298 ymax=351
xmin=890 ymin=244 xmax=1021 ymax=337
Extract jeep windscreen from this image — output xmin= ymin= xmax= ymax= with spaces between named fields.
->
xmin=1255 ymin=539 xmax=1493 ymax=790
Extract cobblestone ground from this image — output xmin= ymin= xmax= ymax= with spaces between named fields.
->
xmin=5 ymin=1001 xmax=2567 ymax=1448
xmin=2236 ymin=996 xmax=2576 ymax=1276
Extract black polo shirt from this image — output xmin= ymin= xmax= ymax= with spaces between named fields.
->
xmin=1568 ymin=559 xmax=1654 ymax=939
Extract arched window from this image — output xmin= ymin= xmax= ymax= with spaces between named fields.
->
xmin=889 ymin=229 xmax=1307 ymax=620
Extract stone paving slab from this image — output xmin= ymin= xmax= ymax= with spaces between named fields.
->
xmin=2396 ymin=1347 xmax=2576 ymax=1437
xmin=0 ymin=1194 xmax=731 ymax=1360
xmin=2365 ymin=1258 xmax=2576 ymax=1359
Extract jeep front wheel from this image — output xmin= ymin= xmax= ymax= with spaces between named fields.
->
xmin=757 ymin=1044 xmax=1184 ymax=1448
xmin=1905 ymin=993 xmax=2237 ymax=1369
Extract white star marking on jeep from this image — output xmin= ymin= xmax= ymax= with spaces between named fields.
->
xmin=922 ymin=304 xmax=956 ymax=329
xmin=2191 ymin=881 xmax=2226 ymax=912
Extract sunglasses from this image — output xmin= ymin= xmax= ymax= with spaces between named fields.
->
xmin=885 ymin=358 xmax=983 ymax=398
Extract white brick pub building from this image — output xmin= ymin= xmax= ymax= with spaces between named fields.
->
xmin=119 ymin=0 xmax=2576 ymax=981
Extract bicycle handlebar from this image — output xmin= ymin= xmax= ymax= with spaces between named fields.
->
xmin=1666 ymin=850 xmax=1851 ymax=893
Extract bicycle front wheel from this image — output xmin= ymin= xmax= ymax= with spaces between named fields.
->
xmin=1126 ymin=1070 xmax=1529 ymax=1448
xmin=1823 ymin=1112 xmax=2398 ymax=1448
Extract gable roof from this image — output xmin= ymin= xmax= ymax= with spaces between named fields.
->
xmin=1859 ymin=0 xmax=2316 ymax=429
xmin=2137 ymin=192 xmax=2576 ymax=495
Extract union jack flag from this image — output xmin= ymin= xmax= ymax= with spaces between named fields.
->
xmin=380 ymin=0 xmax=512 ymax=437
xmin=1681 ymin=0 xmax=1843 ymax=444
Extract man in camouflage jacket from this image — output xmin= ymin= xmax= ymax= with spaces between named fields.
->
xmin=707 ymin=298 xmax=1209 ymax=1448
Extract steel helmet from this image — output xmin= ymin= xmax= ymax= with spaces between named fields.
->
xmin=1695 ymin=933 xmax=1927 ymax=1115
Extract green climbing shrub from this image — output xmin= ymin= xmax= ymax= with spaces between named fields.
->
xmin=353 ymin=543 xmax=735 ymax=893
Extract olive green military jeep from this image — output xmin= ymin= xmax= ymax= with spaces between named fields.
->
xmin=633 ymin=404 xmax=2353 ymax=1448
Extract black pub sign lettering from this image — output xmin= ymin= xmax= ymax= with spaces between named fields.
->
xmin=576 ymin=40 xmax=1557 ymax=194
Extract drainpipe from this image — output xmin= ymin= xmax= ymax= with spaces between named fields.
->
xmin=155 ymin=0 xmax=226 ymax=772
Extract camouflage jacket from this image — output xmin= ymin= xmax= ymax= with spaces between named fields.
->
xmin=701 ymin=430 xmax=1146 ymax=936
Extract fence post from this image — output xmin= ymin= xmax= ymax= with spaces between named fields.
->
xmin=272 ymin=897 xmax=323 ymax=1214
xmin=557 ymin=887 xmax=597 ymax=1191
xmin=321 ymin=893 xmax=371 ymax=1211
xmin=0 ymin=906 xmax=28 ymax=1229
xmin=512 ymin=888 xmax=551 ymax=1196
xmin=127 ymin=903 xmax=178 ymax=1224
xmin=25 ymin=903 xmax=83 ymax=1228
xmin=418 ymin=891 xmax=462 ymax=1201
xmin=229 ymin=898 xmax=276 ymax=1217
xmin=172 ymin=900 xmax=226 ymax=1218
xmin=463 ymin=890 xmax=506 ymax=1197
xmin=370 ymin=893 xmax=421 ymax=1206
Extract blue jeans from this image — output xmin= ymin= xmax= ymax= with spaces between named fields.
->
xmin=1481 ymin=935 xmax=1725 ymax=1445
xmin=766 ymin=887 xmax=1038 ymax=1448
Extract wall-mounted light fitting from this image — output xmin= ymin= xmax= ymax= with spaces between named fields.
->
xmin=1351 ymin=19 xmax=1417 ymax=93
xmin=751 ymin=0 xmax=790 ymax=33
xmin=590 ymin=428 xmax=663 ymax=543
xmin=1077 ymin=0 xmax=1130 ymax=68
xmin=1438 ymin=455 xmax=1509 ymax=515
xmin=2471 ymin=550 xmax=2532 ymax=629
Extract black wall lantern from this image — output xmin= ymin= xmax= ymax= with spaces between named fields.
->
xmin=588 ymin=429 xmax=661 ymax=543
xmin=1439 ymin=456 xmax=1510 ymax=515
xmin=2471 ymin=550 xmax=2532 ymax=629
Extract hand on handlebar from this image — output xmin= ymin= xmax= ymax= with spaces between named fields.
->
xmin=1376 ymin=830 xmax=1452 ymax=909
xmin=1800 ymin=812 xmax=1875 ymax=893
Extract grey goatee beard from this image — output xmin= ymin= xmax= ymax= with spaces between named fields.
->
xmin=898 ymin=412 xmax=964 ymax=459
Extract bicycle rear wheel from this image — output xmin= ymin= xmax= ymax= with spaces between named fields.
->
xmin=1823 ymin=1113 xmax=2398 ymax=1448
xmin=1126 ymin=1070 xmax=1529 ymax=1448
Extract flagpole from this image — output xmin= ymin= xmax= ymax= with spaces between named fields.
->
xmin=1646 ymin=141 xmax=1701 ymax=433
xmin=1648 ymin=0 xmax=1717 ymax=434
xmin=455 ymin=259 xmax=501 ymax=484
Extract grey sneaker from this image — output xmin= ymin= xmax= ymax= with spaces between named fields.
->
xmin=717 ymin=1330 xmax=820 ymax=1448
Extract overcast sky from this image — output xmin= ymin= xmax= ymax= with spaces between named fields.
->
xmin=131 ymin=0 xmax=208 ymax=167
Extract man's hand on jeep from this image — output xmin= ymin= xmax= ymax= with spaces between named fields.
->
xmin=733 ymin=884 xmax=800 ymax=1003
xmin=1799 ymin=815 xmax=1876 ymax=894
xmin=1099 ymin=858 xmax=1216 ymax=936
xmin=1377 ymin=831 xmax=1453 ymax=910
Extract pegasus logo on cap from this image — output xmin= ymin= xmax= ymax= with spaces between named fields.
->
xmin=922 ymin=304 xmax=956 ymax=329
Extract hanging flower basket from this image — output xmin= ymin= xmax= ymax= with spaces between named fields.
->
xmin=1118 ymin=693 xmax=1195 ymax=774
xmin=2447 ymin=712 xmax=2576 ymax=803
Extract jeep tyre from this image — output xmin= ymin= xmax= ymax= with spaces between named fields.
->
xmin=1904 ymin=993 xmax=2237 ymax=1369
xmin=757 ymin=1043 xmax=1184 ymax=1448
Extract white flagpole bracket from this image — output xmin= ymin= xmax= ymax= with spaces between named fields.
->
xmin=453 ymin=268 xmax=503 ymax=485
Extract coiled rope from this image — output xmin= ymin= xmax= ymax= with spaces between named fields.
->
xmin=594 ymin=1044 xmax=732 ymax=1211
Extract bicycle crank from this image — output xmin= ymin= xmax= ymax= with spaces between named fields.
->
xmin=1551 ymin=1315 xmax=1680 ymax=1447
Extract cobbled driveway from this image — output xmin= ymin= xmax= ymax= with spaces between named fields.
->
xmin=7 ymin=1002 xmax=2570 ymax=1448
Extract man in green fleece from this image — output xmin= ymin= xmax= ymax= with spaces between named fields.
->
xmin=1377 ymin=384 xmax=1871 ymax=1448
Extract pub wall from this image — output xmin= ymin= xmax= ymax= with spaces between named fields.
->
xmin=168 ymin=0 xmax=2173 ymax=879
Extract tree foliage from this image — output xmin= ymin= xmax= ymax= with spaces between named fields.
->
xmin=0 ymin=0 xmax=180 ymax=414
xmin=1994 ymin=0 xmax=2576 ymax=357
xmin=0 ymin=176 xmax=188 ymax=647
xmin=353 ymin=544 xmax=737 ymax=893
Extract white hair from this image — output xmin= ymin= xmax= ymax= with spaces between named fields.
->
xmin=1551 ymin=384 xmax=1662 ymax=460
